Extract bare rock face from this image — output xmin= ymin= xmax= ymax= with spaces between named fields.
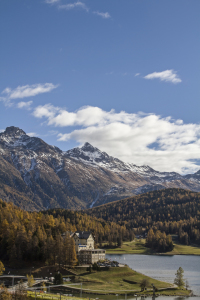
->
xmin=0 ymin=126 xmax=200 ymax=211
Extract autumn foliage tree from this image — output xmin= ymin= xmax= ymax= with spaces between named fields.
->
xmin=87 ymin=188 xmax=200 ymax=246
xmin=26 ymin=274 xmax=35 ymax=287
xmin=0 ymin=260 xmax=5 ymax=275
xmin=146 ymin=228 xmax=174 ymax=252
xmin=0 ymin=199 xmax=130 ymax=265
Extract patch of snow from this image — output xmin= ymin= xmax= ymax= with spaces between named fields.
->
xmin=0 ymin=148 xmax=5 ymax=154
xmin=90 ymin=191 xmax=100 ymax=208
xmin=29 ymin=158 xmax=37 ymax=171
xmin=56 ymin=167 xmax=63 ymax=173
xmin=187 ymin=177 xmax=200 ymax=183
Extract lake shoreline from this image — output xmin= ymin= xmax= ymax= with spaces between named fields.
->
xmin=106 ymin=254 xmax=200 ymax=297
xmin=105 ymin=251 xmax=200 ymax=256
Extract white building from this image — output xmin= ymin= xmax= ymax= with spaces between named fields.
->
xmin=72 ymin=231 xmax=105 ymax=264
xmin=72 ymin=231 xmax=94 ymax=253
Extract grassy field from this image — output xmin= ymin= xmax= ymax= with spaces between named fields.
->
xmin=166 ymin=242 xmax=200 ymax=255
xmin=105 ymin=239 xmax=150 ymax=254
xmin=69 ymin=266 xmax=190 ymax=296
xmin=105 ymin=238 xmax=200 ymax=255
xmin=12 ymin=264 xmax=190 ymax=297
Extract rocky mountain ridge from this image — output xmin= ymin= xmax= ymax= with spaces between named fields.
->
xmin=0 ymin=126 xmax=200 ymax=211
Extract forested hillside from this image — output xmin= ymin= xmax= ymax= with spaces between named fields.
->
xmin=87 ymin=188 xmax=200 ymax=246
xmin=43 ymin=208 xmax=134 ymax=245
xmin=0 ymin=199 xmax=133 ymax=266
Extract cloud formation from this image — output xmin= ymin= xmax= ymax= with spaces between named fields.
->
xmin=2 ymin=83 xmax=58 ymax=100
xmin=0 ymin=83 xmax=58 ymax=107
xmin=17 ymin=101 xmax=33 ymax=110
xmin=93 ymin=11 xmax=111 ymax=19
xmin=27 ymin=132 xmax=38 ymax=137
xmin=45 ymin=0 xmax=59 ymax=4
xmin=58 ymin=1 xmax=89 ymax=12
xmin=47 ymin=0 xmax=111 ymax=19
xmin=32 ymin=105 xmax=200 ymax=174
xmin=33 ymin=104 xmax=60 ymax=119
xmin=144 ymin=69 xmax=182 ymax=84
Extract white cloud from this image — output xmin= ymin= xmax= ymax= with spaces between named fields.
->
xmin=45 ymin=0 xmax=59 ymax=3
xmin=27 ymin=132 xmax=38 ymax=137
xmin=135 ymin=73 xmax=140 ymax=77
xmin=48 ymin=130 xmax=59 ymax=136
xmin=58 ymin=1 xmax=89 ymax=12
xmin=144 ymin=69 xmax=182 ymax=84
xmin=0 ymin=96 xmax=11 ymax=107
xmin=32 ymin=104 xmax=200 ymax=174
xmin=47 ymin=0 xmax=112 ymax=20
xmin=33 ymin=103 xmax=60 ymax=119
xmin=106 ymin=71 xmax=129 ymax=76
xmin=2 ymin=83 xmax=58 ymax=100
xmin=17 ymin=101 xmax=33 ymax=110
xmin=0 ymin=129 xmax=4 ymax=133
xmin=93 ymin=11 xmax=111 ymax=19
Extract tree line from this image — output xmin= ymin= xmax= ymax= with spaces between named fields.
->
xmin=87 ymin=188 xmax=200 ymax=246
xmin=44 ymin=208 xmax=135 ymax=247
xmin=0 ymin=199 xmax=134 ymax=265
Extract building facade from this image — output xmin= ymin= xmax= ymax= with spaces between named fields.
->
xmin=72 ymin=231 xmax=105 ymax=264
xmin=77 ymin=249 xmax=106 ymax=264
xmin=72 ymin=231 xmax=94 ymax=252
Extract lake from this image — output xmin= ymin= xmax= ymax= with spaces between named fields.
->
xmin=69 ymin=254 xmax=200 ymax=300
xmin=106 ymin=254 xmax=200 ymax=298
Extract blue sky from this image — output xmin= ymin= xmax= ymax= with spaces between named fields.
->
xmin=0 ymin=0 xmax=200 ymax=173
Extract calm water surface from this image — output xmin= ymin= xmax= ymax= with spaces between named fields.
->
xmin=106 ymin=254 xmax=200 ymax=297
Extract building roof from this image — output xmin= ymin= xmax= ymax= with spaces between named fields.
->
xmin=74 ymin=231 xmax=93 ymax=239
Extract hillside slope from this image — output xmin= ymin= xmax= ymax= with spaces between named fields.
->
xmin=0 ymin=198 xmax=132 ymax=263
xmin=86 ymin=188 xmax=200 ymax=226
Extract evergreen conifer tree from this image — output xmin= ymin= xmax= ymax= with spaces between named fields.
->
xmin=174 ymin=267 xmax=185 ymax=288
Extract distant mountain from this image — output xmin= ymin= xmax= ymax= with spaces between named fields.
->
xmin=1 ymin=126 xmax=200 ymax=211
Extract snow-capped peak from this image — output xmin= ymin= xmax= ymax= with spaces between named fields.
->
xmin=65 ymin=142 xmax=110 ymax=165
xmin=1 ymin=126 xmax=26 ymax=137
xmin=81 ymin=142 xmax=100 ymax=152
xmin=0 ymin=126 xmax=28 ymax=146
xmin=64 ymin=142 xmax=183 ymax=182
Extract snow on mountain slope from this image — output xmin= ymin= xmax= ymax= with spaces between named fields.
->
xmin=1 ymin=126 xmax=200 ymax=211
xmin=65 ymin=142 xmax=182 ymax=183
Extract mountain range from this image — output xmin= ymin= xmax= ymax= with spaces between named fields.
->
xmin=1 ymin=126 xmax=200 ymax=211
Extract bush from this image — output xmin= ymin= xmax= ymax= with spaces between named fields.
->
xmin=140 ymin=279 xmax=149 ymax=291
xmin=54 ymin=273 xmax=63 ymax=285
xmin=86 ymin=266 xmax=92 ymax=272
xmin=92 ymin=263 xmax=100 ymax=271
